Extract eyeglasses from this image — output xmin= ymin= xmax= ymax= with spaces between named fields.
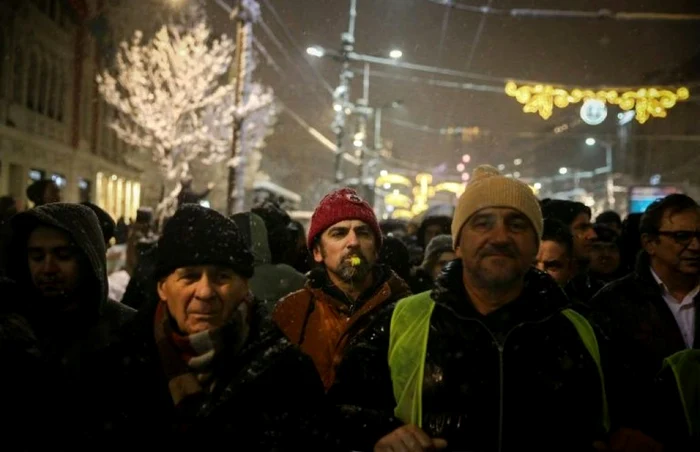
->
xmin=657 ymin=230 xmax=700 ymax=246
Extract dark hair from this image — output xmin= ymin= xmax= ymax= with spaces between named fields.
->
xmin=541 ymin=218 xmax=574 ymax=256
xmin=81 ymin=202 xmax=116 ymax=247
xmin=639 ymin=194 xmax=698 ymax=235
xmin=593 ymin=224 xmax=620 ymax=245
xmin=596 ymin=211 xmax=622 ymax=227
xmin=540 ymin=199 xmax=591 ymax=228
xmin=26 ymin=180 xmax=56 ymax=206
xmin=251 ymin=200 xmax=293 ymax=265
xmin=378 ymin=236 xmax=411 ymax=283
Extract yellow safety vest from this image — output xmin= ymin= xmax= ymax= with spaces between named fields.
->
xmin=388 ymin=291 xmax=610 ymax=433
xmin=661 ymin=349 xmax=700 ymax=436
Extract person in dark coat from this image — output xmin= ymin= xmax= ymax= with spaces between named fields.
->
xmin=81 ymin=202 xmax=116 ymax=248
xmin=377 ymin=235 xmax=412 ymax=285
xmin=0 ymin=277 xmax=57 ymax=443
xmin=589 ymin=194 xmax=700 ymax=449
xmin=26 ymin=179 xmax=61 ymax=206
xmin=330 ymin=166 xmax=649 ymax=452
xmin=89 ymin=205 xmax=336 ymax=448
xmin=6 ymin=203 xmax=136 ymax=379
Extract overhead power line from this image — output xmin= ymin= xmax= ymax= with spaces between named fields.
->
xmin=260 ymin=0 xmax=335 ymax=95
xmin=350 ymin=68 xmax=502 ymax=93
xmin=428 ymin=0 xmax=700 ymax=21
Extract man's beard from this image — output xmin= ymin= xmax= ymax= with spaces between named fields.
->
xmin=464 ymin=243 xmax=525 ymax=291
xmin=330 ymin=252 xmax=373 ymax=285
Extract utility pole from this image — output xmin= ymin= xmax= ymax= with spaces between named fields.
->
xmin=226 ymin=0 xmax=256 ymax=215
xmin=331 ymin=0 xmax=357 ymax=184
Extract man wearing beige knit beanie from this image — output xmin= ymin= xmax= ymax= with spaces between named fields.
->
xmin=333 ymin=166 xmax=630 ymax=452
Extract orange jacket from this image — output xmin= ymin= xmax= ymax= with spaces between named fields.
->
xmin=273 ymin=268 xmax=411 ymax=390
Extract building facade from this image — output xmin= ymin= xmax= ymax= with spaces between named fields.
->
xmin=0 ymin=0 xmax=160 ymax=220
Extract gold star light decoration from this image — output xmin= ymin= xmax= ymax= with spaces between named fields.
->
xmin=505 ymin=82 xmax=690 ymax=124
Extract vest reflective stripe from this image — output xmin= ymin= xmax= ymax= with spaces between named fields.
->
xmin=560 ymin=309 xmax=611 ymax=433
xmin=388 ymin=292 xmax=609 ymax=433
xmin=662 ymin=349 xmax=700 ymax=436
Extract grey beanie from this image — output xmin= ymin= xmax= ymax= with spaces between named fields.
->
xmin=423 ymin=234 xmax=454 ymax=262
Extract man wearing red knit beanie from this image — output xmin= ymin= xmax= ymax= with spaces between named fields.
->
xmin=273 ymin=188 xmax=411 ymax=390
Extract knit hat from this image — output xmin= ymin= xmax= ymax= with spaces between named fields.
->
xmin=81 ymin=202 xmax=116 ymax=247
xmin=451 ymin=165 xmax=543 ymax=247
xmin=154 ymin=204 xmax=254 ymax=281
xmin=307 ymin=188 xmax=382 ymax=250
xmin=423 ymin=234 xmax=454 ymax=261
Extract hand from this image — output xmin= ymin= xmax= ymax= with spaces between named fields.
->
xmin=593 ymin=428 xmax=664 ymax=452
xmin=374 ymin=424 xmax=448 ymax=452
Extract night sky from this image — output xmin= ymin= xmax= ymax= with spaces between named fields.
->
xmin=205 ymin=0 xmax=700 ymax=206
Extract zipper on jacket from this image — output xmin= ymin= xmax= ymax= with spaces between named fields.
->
xmin=440 ymin=303 xmax=558 ymax=452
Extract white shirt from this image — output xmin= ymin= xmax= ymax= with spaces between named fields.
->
xmin=650 ymin=267 xmax=698 ymax=348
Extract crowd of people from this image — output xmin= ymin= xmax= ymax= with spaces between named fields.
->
xmin=0 ymin=165 xmax=698 ymax=451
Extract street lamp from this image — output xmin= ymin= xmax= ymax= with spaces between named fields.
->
xmin=389 ymin=49 xmax=403 ymax=59
xmin=559 ymin=167 xmax=568 ymax=175
xmin=585 ymin=137 xmax=615 ymax=210
xmin=306 ymin=46 xmax=325 ymax=58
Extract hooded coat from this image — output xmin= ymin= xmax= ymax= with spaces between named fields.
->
xmin=7 ymin=203 xmax=135 ymax=377
xmin=231 ymin=212 xmax=306 ymax=313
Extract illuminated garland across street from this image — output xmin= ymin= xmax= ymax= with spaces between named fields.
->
xmin=505 ymin=82 xmax=690 ymax=124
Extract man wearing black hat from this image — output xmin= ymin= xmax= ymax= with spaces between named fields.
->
xmin=90 ymin=205 xmax=334 ymax=447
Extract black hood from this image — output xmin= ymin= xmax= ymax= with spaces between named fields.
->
xmin=8 ymin=203 xmax=108 ymax=317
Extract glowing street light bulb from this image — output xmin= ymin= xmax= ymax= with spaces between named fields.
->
xmin=462 ymin=154 xmax=471 ymax=163
xmin=559 ymin=167 xmax=568 ymax=175
xmin=585 ymin=137 xmax=596 ymax=146
xmin=457 ymin=163 xmax=465 ymax=172
xmin=513 ymin=158 xmax=522 ymax=166
xmin=461 ymin=172 xmax=470 ymax=181
xmin=306 ymin=46 xmax=325 ymax=58
xmin=389 ymin=49 xmax=403 ymax=59
xmin=534 ymin=182 xmax=542 ymax=190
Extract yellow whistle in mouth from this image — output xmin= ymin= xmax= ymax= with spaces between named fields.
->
xmin=350 ymin=257 xmax=361 ymax=266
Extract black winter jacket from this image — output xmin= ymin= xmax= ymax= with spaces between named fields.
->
xmin=330 ymin=260 xmax=608 ymax=452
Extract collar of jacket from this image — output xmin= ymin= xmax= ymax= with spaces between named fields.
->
xmin=430 ymin=260 xmax=571 ymax=325
xmin=306 ymin=264 xmax=409 ymax=312
xmin=633 ymin=251 xmax=667 ymax=295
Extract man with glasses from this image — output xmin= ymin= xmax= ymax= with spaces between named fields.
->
xmin=589 ymin=194 xmax=700 ymax=449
